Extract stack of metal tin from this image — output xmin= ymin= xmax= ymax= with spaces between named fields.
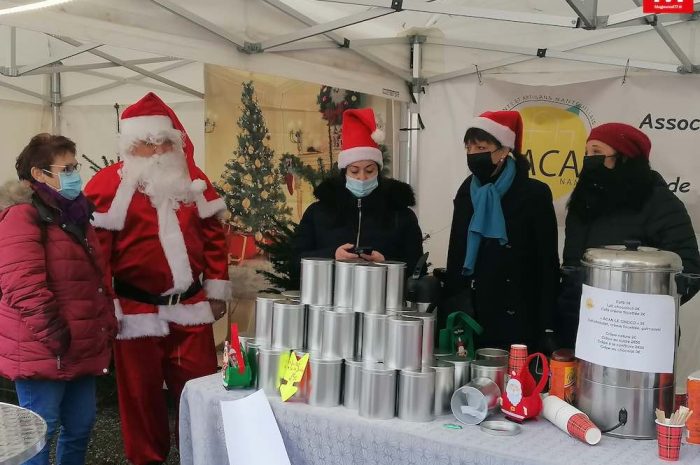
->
xmin=238 ymin=257 xmax=457 ymax=422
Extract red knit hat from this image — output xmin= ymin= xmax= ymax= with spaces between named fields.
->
xmin=338 ymin=108 xmax=384 ymax=169
xmin=587 ymin=123 xmax=651 ymax=160
xmin=467 ymin=110 xmax=523 ymax=153
xmin=120 ymin=92 xmax=198 ymax=181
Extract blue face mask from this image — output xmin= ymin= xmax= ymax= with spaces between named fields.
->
xmin=346 ymin=175 xmax=379 ymax=198
xmin=55 ymin=171 xmax=83 ymax=200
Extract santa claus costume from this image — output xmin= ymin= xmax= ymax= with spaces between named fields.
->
xmin=84 ymin=92 xmax=231 ymax=465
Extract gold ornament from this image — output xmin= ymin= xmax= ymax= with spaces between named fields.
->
xmin=261 ymin=190 xmax=269 ymax=199
xmin=265 ymin=175 xmax=273 ymax=184
xmin=255 ymin=231 xmax=263 ymax=241
xmin=255 ymin=159 xmax=261 ymax=168
xmin=237 ymin=156 xmax=245 ymax=164
xmin=242 ymin=198 xmax=251 ymax=209
xmin=248 ymin=146 xmax=255 ymax=155
xmin=243 ymin=174 xmax=253 ymax=184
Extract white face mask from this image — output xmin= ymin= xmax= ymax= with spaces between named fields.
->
xmin=345 ymin=175 xmax=379 ymax=198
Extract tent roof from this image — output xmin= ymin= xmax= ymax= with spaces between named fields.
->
xmin=0 ymin=0 xmax=699 ymax=104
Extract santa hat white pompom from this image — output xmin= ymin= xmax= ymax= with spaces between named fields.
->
xmin=371 ymin=127 xmax=385 ymax=144
xmin=190 ymin=179 xmax=207 ymax=194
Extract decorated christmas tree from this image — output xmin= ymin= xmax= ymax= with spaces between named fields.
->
xmin=216 ymin=81 xmax=291 ymax=241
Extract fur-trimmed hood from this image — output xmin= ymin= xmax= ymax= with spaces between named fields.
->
xmin=0 ymin=180 xmax=33 ymax=212
xmin=313 ymin=176 xmax=416 ymax=211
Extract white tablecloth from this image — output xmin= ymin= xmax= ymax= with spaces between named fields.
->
xmin=179 ymin=374 xmax=700 ymax=465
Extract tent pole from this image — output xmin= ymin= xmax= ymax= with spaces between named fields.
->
xmin=50 ymin=69 xmax=62 ymax=134
xmin=406 ymin=35 xmax=425 ymax=209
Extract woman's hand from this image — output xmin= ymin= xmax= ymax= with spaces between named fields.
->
xmin=360 ymin=250 xmax=385 ymax=263
xmin=335 ymin=243 xmax=357 ymax=260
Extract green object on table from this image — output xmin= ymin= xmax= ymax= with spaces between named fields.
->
xmin=437 ymin=311 xmax=483 ymax=359
xmin=222 ymin=351 xmax=253 ymax=389
xmin=443 ymin=423 xmax=463 ymax=430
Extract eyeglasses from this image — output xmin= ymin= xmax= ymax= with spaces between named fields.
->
xmin=49 ymin=163 xmax=82 ymax=174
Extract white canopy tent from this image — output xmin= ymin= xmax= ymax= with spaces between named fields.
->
xmin=1 ymin=0 xmax=699 ymax=385
xmin=1 ymin=0 xmax=699 ymax=191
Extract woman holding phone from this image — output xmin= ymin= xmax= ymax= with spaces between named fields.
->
xmin=294 ymin=108 xmax=423 ymax=273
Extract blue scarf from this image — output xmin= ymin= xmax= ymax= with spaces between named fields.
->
xmin=463 ymin=157 xmax=516 ymax=276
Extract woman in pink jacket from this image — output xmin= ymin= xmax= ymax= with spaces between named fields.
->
xmin=0 ymin=134 xmax=116 ymax=465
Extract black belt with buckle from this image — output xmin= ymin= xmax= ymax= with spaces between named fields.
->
xmin=114 ymin=279 xmax=203 ymax=306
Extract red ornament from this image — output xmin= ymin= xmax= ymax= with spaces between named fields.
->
xmin=284 ymin=173 xmax=294 ymax=195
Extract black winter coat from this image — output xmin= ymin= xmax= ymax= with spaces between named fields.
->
xmin=443 ymin=157 xmax=560 ymax=351
xmin=294 ymin=176 xmax=424 ymax=274
xmin=557 ymin=170 xmax=700 ymax=348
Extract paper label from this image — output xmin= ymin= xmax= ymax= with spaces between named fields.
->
xmin=575 ymin=285 xmax=675 ymax=373
xmin=279 ymin=351 xmax=309 ymax=401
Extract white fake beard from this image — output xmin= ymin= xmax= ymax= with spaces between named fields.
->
xmin=121 ymin=150 xmax=192 ymax=207
xmin=506 ymin=379 xmax=523 ymax=406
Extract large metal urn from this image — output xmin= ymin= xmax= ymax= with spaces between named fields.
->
xmin=575 ymin=241 xmax=698 ymax=439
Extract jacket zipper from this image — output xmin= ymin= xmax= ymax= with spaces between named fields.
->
xmin=355 ymin=198 xmax=362 ymax=249
xmin=57 ymin=355 xmax=61 ymax=370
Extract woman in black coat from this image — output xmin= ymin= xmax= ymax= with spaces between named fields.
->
xmin=294 ymin=108 xmax=423 ymax=273
xmin=557 ymin=122 xmax=700 ymax=348
xmin=442 ymin=111 xmax=560 ymax=353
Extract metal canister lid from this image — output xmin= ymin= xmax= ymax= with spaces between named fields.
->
xmin=257 ymin=293 xmax=283 ymax=302
xmin=281 ymin=290 xmax=300 ymax=300
xmin=354 ymin=263 xmax=386 ymax=273
xmin=402 ymin=311 xmax=436 ymax=321
xmin=388 ymin=315 xmax=422 ymax=326
xmin=310 ymin=356 xmax=342 ymax=365
xmin=582 ymin=244 xmax=682 ymax=272
xmin=471 ymin=359 xmax=506 ymax=370
xmin=480 ymin=420 xmax=522 ymax=436
xmin=273 ymin=299 xmax=304 ymax=310
xmin=552 ymin=348 xmax=576 ymax=362
xmin=378 ymin=261 xmax=407 ymax=268
xmin=426 ymin=360 xmax=454 ymax=373
xmin=442 ymin=355 xmax=471 ymax=366
xmin=301 ymin=257 xmax=334 ymax=262
xmin=401 ymin=367 xmax=436 ymax=378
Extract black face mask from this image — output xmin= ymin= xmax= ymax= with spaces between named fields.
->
xmin=467 ymin=151 xmax=497 ymax=184
xmin=581 ymin=155 xmax=617 ymax=185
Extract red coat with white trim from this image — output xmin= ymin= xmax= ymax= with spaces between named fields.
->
xmin=84 ymin=162 xmax=231 ymax=340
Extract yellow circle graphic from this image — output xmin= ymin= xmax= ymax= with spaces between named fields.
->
xmin=520 ymin=106 xmax=587 ymax=200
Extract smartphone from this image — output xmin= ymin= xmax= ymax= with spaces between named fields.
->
xmin=350 ymin=246 xmax=374 ymax=255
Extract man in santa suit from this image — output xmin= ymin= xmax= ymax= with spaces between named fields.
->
xmin=84 ymin=92 xmax=231 ymax=465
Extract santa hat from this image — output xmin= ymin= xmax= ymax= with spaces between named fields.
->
xmin=467 ymin=110 xmax=523 ymax=153
xmin=338 ymin=108 xmax=384 ymax=169
xmin=117 ymin=92 xmax=225 ymax=218
xmin=587 ymin=123 xmax=651 ymax=160
xmin=120 ymin=92 xmax=199 ymax=178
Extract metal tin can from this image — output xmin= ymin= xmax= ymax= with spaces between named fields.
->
xmin=300 ymin=258 xmax=334 ymax=306
xmin=398 ymin=368 xmax=436 ymax=422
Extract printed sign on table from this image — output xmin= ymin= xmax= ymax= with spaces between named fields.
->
xmin=575 ymin=284 xmax=676 ymax=373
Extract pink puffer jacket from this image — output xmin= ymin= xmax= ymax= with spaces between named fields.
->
xmin=0 ymin=181 xmax=117 ymax=380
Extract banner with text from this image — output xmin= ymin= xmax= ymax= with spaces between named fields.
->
xmin=474 ymin=76 xmax=700 ymax=229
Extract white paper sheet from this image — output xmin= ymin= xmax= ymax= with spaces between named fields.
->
xmin=575 ymin=285 xmax=676 ymax=373
xmin=220 ymin=390 xmax=291 ymax=465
